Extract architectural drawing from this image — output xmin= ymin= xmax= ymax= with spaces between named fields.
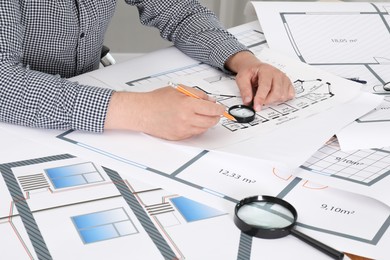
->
xmin=252 ymin=1 xmax=390 ymax=153
xmin=0 ymin=19 xmax=387 ymax=259
xmin=302 ymin=137 xmax=390 ymax=186
xmin=112 ymin=27 xmax=366 ymax=151
xmin=194 ymin=77 xmax=334 ymax=132
xmin=297 ymin=136 xmax=390 ymax=205
xmin=51 ymin=129 xmax=390 ymax=257
xmin=124 ymin=28 xmax=337 ymax=134
xmin=0 ymin=153 xmax=233 ymax=259
xmin=1 ymin=138 xmax=389 ymax=259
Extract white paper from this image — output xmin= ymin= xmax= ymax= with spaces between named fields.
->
xmin=251 ymin=1 xmax=390 ymax=150
xmin=0 ymin=20 xmax=388 ymax=259
xmin=295 ymin=135 xmax=390 ymax=206
xmin=0 ymin=128 xmax=388 ymax=259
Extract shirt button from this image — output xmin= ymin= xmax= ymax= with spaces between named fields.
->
xmin=80 ymin=32 xmax=85 ymax=38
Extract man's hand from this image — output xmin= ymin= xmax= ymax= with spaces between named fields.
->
xmin=225 ymin=51 xmax=295 ymax=111
xmin=104 ymin=86 xmax=226 ymax=140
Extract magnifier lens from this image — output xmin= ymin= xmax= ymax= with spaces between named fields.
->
xmin=237 ymin=201 xmax=295 ymax=229
xmin=228 ymin=105 xmax=256 ymax=123
xmin=229 ymin=107 xmax=254 ymax=117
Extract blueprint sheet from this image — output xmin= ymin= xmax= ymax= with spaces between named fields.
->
xmin=251 ymin=1 xmax=390 ymax=151
xmin=69 ymin=38 xmax=381 ymax=168
xmin=0 ymin=127 xmax=389 ymax=259
xmin=295 ymin=136 xmax=390 ymax=206
xmin=0 ymin=20 xmax=388 ymax=259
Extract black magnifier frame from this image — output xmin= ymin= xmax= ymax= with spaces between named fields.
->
xmin=234 ymin=195 xmax=344 ymax=260
xmin=228 ymin=104 xmax=256 ymax=123
xmin=384 ymin=82 xmax=390 ymax=91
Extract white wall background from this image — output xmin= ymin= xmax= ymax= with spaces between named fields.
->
xmin=103 ymin=0 xmax=256 ymax=54
xmin=104 ymin=0 xmax=374 ymax=58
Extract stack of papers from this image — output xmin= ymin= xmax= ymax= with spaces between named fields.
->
xmin=0 ymin=2 xmax=389 ymax=259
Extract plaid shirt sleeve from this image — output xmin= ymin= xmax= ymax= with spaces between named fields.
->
xmin=0 ymin=1 xmax=114 ymax=132
xmin=126 ymin=0 xmax=248 ymax=70
xmin=0 ymin=0 xmax=247 ymax=133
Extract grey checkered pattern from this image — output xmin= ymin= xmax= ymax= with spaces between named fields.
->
xmin=0 ymin=0 xmax=247 ymax=133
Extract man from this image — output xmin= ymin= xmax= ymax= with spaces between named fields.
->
xmin=0 ymin=0 xmax=294 ymax=140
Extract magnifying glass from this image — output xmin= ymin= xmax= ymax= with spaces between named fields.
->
xmin=383 ymin=82 xmax=390 ymax=91
xmin=234 ymin=195 xmax=344 ymax=260
xmin=228 ymin=105 xmax=256 ymax=123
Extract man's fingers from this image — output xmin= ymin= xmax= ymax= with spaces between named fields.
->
xmin=193 ymin=98 xmax=226 ymax=117
xmin=178 ymin=85 xmax=211 ymax=101
xmin=252 ymin=72 xmax=272 ymax=111
xmin=236 ymin=71 xmax=254 ymax=105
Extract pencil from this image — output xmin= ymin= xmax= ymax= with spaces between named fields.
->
xmin=168 ymin=82 xmax=237 ymax=122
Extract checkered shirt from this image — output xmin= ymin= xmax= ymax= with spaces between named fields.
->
xmin=0 ymin=0 xmax=247 ymax=132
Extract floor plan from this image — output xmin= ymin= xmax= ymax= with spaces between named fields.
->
xmin=1 ymin=129 xmax=389 ymax=259
xmin=252 ymin=1 xmax=390 ymax=149
xmin=0 ymin=16 xmax=388 ymax=259
xmin=297 ymin=136 xmax=390 ymax=205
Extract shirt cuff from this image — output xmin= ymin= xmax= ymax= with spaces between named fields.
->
xmin=71 ymin=85 xmax=114 ymax=133
xmin=209 ymin=40 xmax=249 ymax=74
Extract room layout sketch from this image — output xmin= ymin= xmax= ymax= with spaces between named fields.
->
xmin=281 ymin=6 xmax=390 ymax=65
xmin=0 ymin=154 xmax=231 ymax=259
xmin=45 ymin=162 xmax=105 ymax=189
xmin=193 ymin=77 xmax=334 ymax=132
xmin=72 ymin=207 xmax=138 ymax=244
xmin=53 ymin=129 xmax=390 ymax=252
xmin=275 ymin=2 xmax=390 ymax=122
xmin=300 ymin=136 xmax=390 ymax=186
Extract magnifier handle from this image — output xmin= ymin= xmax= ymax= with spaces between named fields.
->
xmin=290 ymin=229 xmax=344 ymax=260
